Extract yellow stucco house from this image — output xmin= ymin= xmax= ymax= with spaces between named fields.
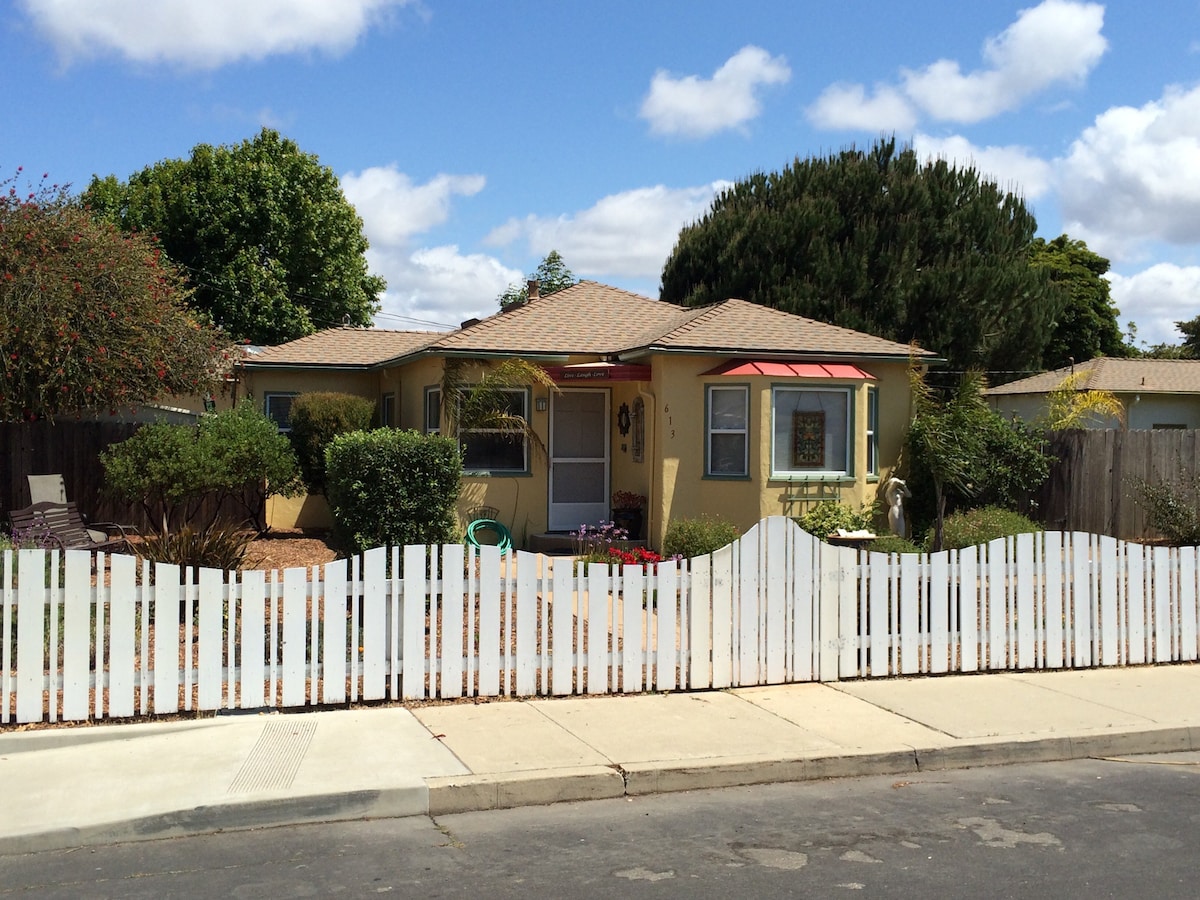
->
xmin=236 ymin=281 xmax=933 ymax=549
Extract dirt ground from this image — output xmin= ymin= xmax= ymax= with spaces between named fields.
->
xmin=242 ymin=529 xmax=341 ymax=573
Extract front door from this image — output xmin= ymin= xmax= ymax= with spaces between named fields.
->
xmin=548 ymin=389 xmax=609 ymax=531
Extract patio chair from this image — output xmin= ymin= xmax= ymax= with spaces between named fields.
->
xmin=27 ymin=474 xmax=138 ymax=544
xmin=8 ymin=501 xmax=133 ymax=553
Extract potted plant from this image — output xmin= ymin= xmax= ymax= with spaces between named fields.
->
xmin=611 ymin=490 xmax=646 ymax=540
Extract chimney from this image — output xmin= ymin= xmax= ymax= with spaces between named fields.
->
xmin=527 ymin=279 xmax=540 ymax=301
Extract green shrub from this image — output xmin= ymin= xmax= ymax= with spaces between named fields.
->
xmin=325 ymin=429 xmax=462 ymax=554
xmin=662 ymin=515 xmax=741 ymax=559
xmin=135 ymin=524 xmax=253 ymax=570
xmin=288 ymin=392 xmax=376 ymax=493
xmin=925 ymin=506 xmax=1041 ymax=551
xmin=868 ymin=533 xmax=923 ymax=555
xmin=102 ymin=400 xmax=302 ymax=533
xmin=1130 ymin=474 xmax=1200 ymax=545
xmin=794 ymin=501 xmax=877 ymax=538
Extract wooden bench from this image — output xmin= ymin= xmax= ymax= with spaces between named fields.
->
xmin=7 ymin=501 xmax=133 ymax=553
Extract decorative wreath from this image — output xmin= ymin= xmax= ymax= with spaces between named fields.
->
xmin=617 ymin=402 xmax=632 ymax=436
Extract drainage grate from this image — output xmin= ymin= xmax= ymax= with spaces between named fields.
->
xmin=228 ymin=719 xmax=318 ymax=794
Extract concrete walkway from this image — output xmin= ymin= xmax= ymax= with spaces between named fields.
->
xmin=4 ymin=664 xmax=1200 ymax=855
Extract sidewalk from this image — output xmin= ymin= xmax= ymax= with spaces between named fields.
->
xmin=4 ymin=664 xmax=1200 ymax=855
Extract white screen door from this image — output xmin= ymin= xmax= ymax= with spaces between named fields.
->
xmin=548 ymin=389 xmax=609 ymax=531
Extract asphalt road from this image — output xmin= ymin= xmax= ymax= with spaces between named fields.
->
xmin=4 ymin=753 xmax=1200 ymax=898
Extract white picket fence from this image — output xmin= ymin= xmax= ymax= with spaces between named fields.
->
xmin=3 ymin=516 xmax=1198 ymax=725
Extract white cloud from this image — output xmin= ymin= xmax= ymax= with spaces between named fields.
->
xmin=485 ymin=183 xmax=728 ymax=279
xmin=370 ymin=245 xmax=521 ymax=329
xmin=1059 ymin=84 xmax=1200 ymax=261
xmin=808 ymin=0 xmax=1106 ymax=131
xmin=1108 ymin=264 xmax=1200 ymax=347
xmin=19 ymin=0 xmax=409 ymax=68
xmin=640 ymin=46 xmax=790 ymax=138
xmin=338 ymin=166 xmax=517 ymax=329
xmin=806 ymin=83 xmax=916 ymax=132
xmin=342 ymin=166 xmax=486 ymax=246
xmin=913 ymin=133 xmax=1055 ymax=200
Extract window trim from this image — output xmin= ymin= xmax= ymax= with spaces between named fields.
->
xmin=769 ymin=385 xmax=853 ymax=479
xmin=423 ymin=386 xmax=441 ymax=435
xmin=705 ymin=383 xmax=750 ymax=478
xmin=380 ymin=392 xmax=396 ymax=428
xmin=264 ymin=392 xmax=299 ymax=432
xmin=866 ymin=385 xmax=879 ymax=478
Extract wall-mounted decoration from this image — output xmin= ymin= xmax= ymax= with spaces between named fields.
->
xmin=617 ymin=402 xmax=632 ymax=436
xmin=791 ymin=410 xmax=825 ymax=468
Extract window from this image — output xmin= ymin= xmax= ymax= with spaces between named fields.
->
xmin=424 ymin=387 xmax=441 ymax=434
xmin=264 ymin=393 xmax=298 ymax=432
xmin=771 ymin=388 xmax=851 ymax=477
xmin=866 ymin=386 xmax=879 ymax=477
xmin=460 ymin=389 xmax=529 ymax=473
xmin=381 ymin=392 xmax=396 ymax=428
xmin=706 ymin=385 xmax=748 ymax=477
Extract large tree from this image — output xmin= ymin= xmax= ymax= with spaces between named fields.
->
xmin=660 ymin=138 xmax=1062 ymax=372
xmin=0 ymin=170 xmax=227 ymax=422
xmin=1030 ymin=235 xmax=1127 ymax=369
xmin=83 ymin=128 xmax=384 ymax=345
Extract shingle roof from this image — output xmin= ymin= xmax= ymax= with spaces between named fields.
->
xmin=242 ymin=328 xmax=440 ymax=368
xmin=429 ymin=281 xmax=694 ymax=355
xmin=239 ymin=282 xmax=933 ymax=368
xmin=986 ymin=357 xmax=1200 ymax=396
xmin=646 ymin=298 xmax=926 ymax=358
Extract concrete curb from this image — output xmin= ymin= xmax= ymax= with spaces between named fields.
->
xmin=5 ymin=726 xmax=1198 ymax=856
xmin=0 ymin=785 xmax=430 ymax=857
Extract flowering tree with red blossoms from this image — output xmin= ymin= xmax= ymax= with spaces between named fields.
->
xmin=0 ymin=170 xmax=229 ymax=422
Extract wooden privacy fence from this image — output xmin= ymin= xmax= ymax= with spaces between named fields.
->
xmin=4 ymin=516 xmax=1200 ymax=725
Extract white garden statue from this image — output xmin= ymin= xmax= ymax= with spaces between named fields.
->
xmin=884 ymin=477 xmax=912 ymax=539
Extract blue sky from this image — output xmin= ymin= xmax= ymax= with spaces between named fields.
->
xmin=3 ymin=0 xmax=1199 ymax=350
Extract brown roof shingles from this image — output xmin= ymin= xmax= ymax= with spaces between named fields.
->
xmin=244 ymin=328 xmax=439 ymax=368
xmin=986 ymin=358 xmax=1200 ymax=396
xmin=241 ymin=281 xmax=931 ymax=368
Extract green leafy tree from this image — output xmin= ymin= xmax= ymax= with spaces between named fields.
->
xmin=101 ymin=401 xmax=302 ymax=534
xmin=0 ymin=170 xmax=227 ymax=422
xmin=905 ymin=368 xmax=1050 ymax=550
xmin=1173 ymin=317 xmax=1200 ymax=359
xmin=660 ymin=138 xmax=1062 ymax=373
xmin=83 ymin=128 xmax=385 ymax=345
xmin=1030 ymin=235 xmax=1128 ymax=368
xmin=498 ymin=250 xmax=576 ymax=311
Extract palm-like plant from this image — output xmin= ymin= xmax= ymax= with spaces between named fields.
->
xmin=1039 ymin=371 xmax=1125 ymax=429
xmin=440 ymin=357 xmax=558 ymax=456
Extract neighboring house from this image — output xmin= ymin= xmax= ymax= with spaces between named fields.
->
xmin=986 ymin=358 xmax=1200 ymax=430
xmin=237 ymin=281 xmax=934 ymax=548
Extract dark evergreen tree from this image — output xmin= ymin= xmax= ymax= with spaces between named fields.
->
xmin=660 ymin=138 xmax=1063 ymax=373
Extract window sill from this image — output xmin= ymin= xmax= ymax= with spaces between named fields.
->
xmin=462 ymin=470 xmax=533 ymax=478
xmin=770 ymin=474 xmax=855 ymax=484
xmin=703 ymin=473 xmax=752 ymax=481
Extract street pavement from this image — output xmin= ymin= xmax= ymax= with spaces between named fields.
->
xmin=4 ymin=664 xmax=1200 ymax=855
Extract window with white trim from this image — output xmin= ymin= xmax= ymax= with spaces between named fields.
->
xmin=866 ymin=386 xmax=879 ymax=476
xmin=706 ymin=385 xmax=749 ymax=476
xmin=264 ymin=392 xmax=298 ymax=432
xmin=423 ymin=387 xmax=441 ymax=434
xmin=771 ymin=387 xmax=851 ymax=477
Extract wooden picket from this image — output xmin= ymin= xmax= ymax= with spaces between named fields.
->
xmin=9 ymin=517 xmax=1200 ymax=726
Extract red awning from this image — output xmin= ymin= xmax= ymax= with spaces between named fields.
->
xmin=701 ymin=360 xmax=876 ymax=379
xmin=542 ymin=362 xmax=653 ymax=383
